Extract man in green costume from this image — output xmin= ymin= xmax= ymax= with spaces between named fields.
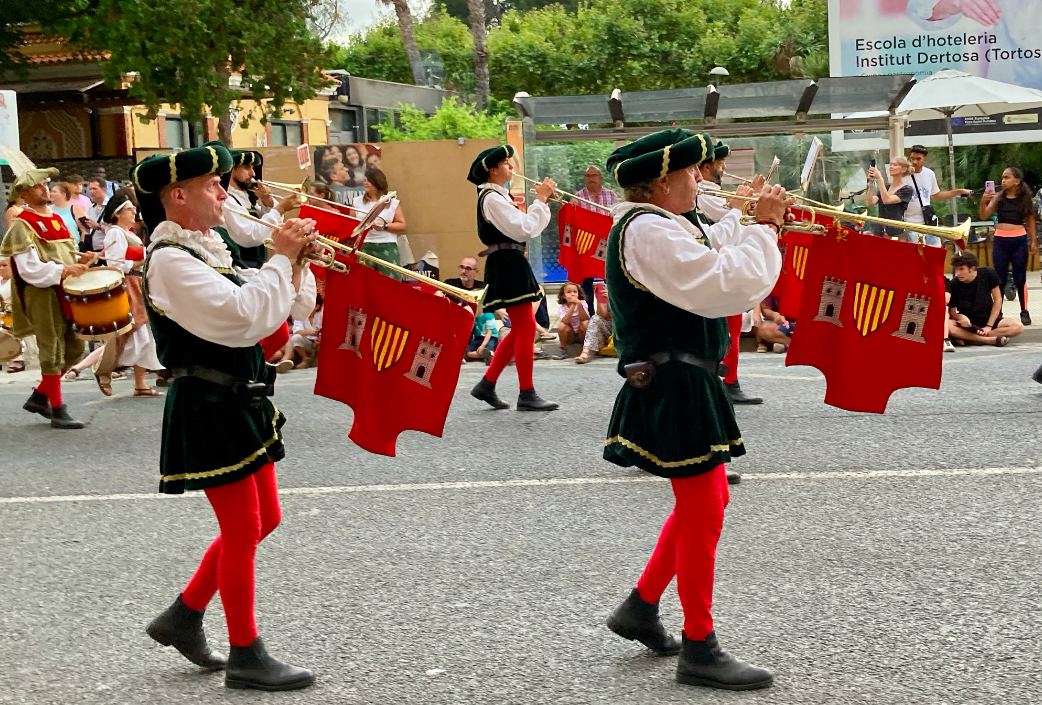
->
xmin=601 ymin=129 xmax=789 ymax=690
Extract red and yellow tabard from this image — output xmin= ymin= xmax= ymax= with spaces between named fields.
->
xmin=2 ymin=208 xmax=80 ymax=268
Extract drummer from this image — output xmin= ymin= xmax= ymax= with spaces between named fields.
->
xmin=0 ymin=168 xmax=95 ymax=428
xmin=93 ymin=191 xmax=164 ymax=397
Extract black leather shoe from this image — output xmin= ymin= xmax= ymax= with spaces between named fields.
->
xmin=607 ymin=588 xmax=680 ymax=655
xmin=724 ymin=381 xmax=763 ymax=405
xmin=225 ymin=637 xmax=314 ymax=691
xmin=471 ymin=377 xmax=509 ymax=409
xmin=676 ymin=631 xmax=773 ymax=690
xmin=49 ymin=404 xmax=85 ymax=429
xmin=726 ymin=470 xmax=742 ymax=485
xmin=1022 ymin=310 xmax=1032 ymax=326
xmin=516 ymin=388 xmax=559 ymax=411
xmin=1033 ymin=364 xmax=1042 ymax=384
xmin=146 ymin=594 xmax=227 ymax=670
xmin=23 ymin=390 xmax=52 ymax=419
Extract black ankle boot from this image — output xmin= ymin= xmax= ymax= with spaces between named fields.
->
xmin=676 ymin=631 xmax=773 ymax=690
xmin=724 ymin=381 xmax=763 ymax=405
xmin=225 ymin=637 xmax=314 ymax=691
xmin=23 ymin=390 xmax=52 ymax=419
xmin=516 ymin=388 xmax=559 ymax=411
xmin=471 ymin=377 xmax=509 ymax=409
xmin=1032 ymin=364 xmax=1042 ymax=385
xmin=146 ymin=594 xmax=227 ymax=670
xmin=606 ymin=588 xmax=680 ymax=655
xmin=49 ymin=404 xmax=85 ymax=429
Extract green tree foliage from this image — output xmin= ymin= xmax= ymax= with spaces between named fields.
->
xmin=376 ymin=97 xmax=508 ymax=141
xmin=332 ymin=8 xmax=475 ymax=93
xmin=4 ymin=0 xmax=333 ymax=144
xmin=440 ymin=0 xmax=581 ymax=25
xmin=486 ymin=0 xmax=811 ymax=100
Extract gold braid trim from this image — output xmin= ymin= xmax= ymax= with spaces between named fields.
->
xmin=483 ymin=290 xmax=542 ymax=308
xmin=161 ymin=409 xmax=282 ymax=483
xmin=605 ymin=435 xmax=743 ymax=469
xmin=616 ymin=208 xmax=654 ymax=293
xmin=168 ymin=154 xmax=177 ymax=186
xmin=660 ymin=145 xmax=671 ymax=178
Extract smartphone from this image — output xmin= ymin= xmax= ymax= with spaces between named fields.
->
xmin=985 ymin=180 xmax=995 ymax=193
xmin=594 ymin=281 xmax=607 ymax=303
xmin=870 ymin=159 xmax=876 ymax=168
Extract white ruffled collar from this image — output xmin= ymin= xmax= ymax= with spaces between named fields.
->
xmin=610 ymin=200 xmax=704 ymax=239
xmin=148 ymin=220 xmax=234 ymax=269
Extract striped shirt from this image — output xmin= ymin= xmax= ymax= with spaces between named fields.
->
xmin=575 ymin=186 xmax=617 ymax=213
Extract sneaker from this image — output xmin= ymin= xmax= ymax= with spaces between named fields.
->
xmin=1021 ymin=310 xmax=1032 ymax=326
xmin=551 ymin=348 xmax=568 ymax=360
xmin=943 ymin=339 xmax=956 ymax=353
xmin=772 ymin=343 xmax=788 ymax=354
xmin=755 ymin=343 xmax=768 ymax=353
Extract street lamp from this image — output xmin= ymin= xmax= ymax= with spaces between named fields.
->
xmin=710 ymin=66 xmax=729 ymax=87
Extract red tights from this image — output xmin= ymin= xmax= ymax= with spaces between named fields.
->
xmin=181 ymin=462 xmax=281 ymax=647
xmin=635 ymin=465 xmax=730 ymax=640
xmin=723 ymin=315 xmax=742 ymax=385
xmin=484 ymin=302 xmax=536 ymax=390
xmin=36 ymin=374 xmax=62 ymax=408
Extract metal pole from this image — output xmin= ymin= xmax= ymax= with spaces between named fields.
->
xmin=946 ymin=109 xmax=959 ymax=223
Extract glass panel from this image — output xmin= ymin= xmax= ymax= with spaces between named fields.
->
xmin=365 ymin=108 xmax=380 ymax=142
xmin=165 ymin=117 xmax=184 ymax=150
xmin=285 ymin=123 xmax=302 ymax=146
xmin=271 ymin=124 xmax=287 ymax=146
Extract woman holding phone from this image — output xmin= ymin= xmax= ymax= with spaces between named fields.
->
xmin=865 ymin=157 xmax=914 ymax=237
xmin=981 ymin=167 xmax=1037 ymax=325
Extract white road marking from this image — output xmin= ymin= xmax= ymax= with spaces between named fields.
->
xmin=2 ymin=465 xmax=1041 ymax=505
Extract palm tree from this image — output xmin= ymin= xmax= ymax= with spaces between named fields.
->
xmin=380 ymin=0 xmax=426 ymax=85
xmin=466 ymin=0 xmax=489 ymax=109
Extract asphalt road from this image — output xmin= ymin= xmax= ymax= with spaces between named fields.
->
xmin=2 ymin=345 xmax=1042 ymax=704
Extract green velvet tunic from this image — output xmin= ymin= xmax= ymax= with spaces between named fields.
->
xmin=477 ymin=188 xmax=542 ymax=312
xmin=603 ymin=207 xmax=745 ymax=478
xmin=144 ymin=242 xmax=285 ymax=494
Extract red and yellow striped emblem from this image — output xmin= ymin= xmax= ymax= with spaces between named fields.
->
xmin=791 ymin=245 xmax=809 ymax=280
xmin=370 ymin=316 xmax=410 ymax=372
xmin=852 ymin=282 xmax=895 ymax=336
xmin=575 ymin=229 xmax=597 ymax=255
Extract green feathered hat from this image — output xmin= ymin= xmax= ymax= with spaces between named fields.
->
xmin=468 ymin=144 xmax=516 ymax=185
xmin=130 ymin=141 xmax=233 ymax=231
xmin=606 ymin=129 xmax=712 ymax=188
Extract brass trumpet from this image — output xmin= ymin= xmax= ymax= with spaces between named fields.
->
xmin=702 ymin=184 xmax=971 ymax=242
xmin=512 ymin=174 xmax=608 ymax=212
xmin=234 ymin=210 xmax=485 ymax=305
xmin=723 ymin=156 xmax=780 ymax=185
xmin=251 ymin=179 xmax=364 ymax=214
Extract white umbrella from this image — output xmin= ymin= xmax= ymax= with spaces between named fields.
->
xmin=897 ymin=70 xmax=1042 ymax=219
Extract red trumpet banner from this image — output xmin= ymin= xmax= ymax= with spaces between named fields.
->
xmin=557 ymin=202 xmax=613 ymax=283
xmin=315 ymin=262 xmax=474 ymax=456
xmin=299 ymin=203 xmax=361 ymax=242
xmin=785 ymin=231 xmax=947 ymax=413
xmin=771 ymin=208 xmax=861 ymax=319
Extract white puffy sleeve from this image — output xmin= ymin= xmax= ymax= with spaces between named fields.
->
xmin=103 ymin=226 xmax=131 ymax=273
xmin=222 ymin=199 xmax=283 ymax=248
xmin=482 ymin=193 xmax=551 ymax=243
xmin=12 ymin=249 xmax=63 ymax=288
xmin=146 ymin=248 xmax=297 ymax=347
xmin=622 ymin=213 xmax=781 ymax=319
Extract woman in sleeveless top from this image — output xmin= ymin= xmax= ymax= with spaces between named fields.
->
xmin=981 ymin=167 xmax=1037 ymax=325
xmin=48 ymin=182 xmax=88 ymax=245
xmin=350 ymin=167 xmax=406 ymax=279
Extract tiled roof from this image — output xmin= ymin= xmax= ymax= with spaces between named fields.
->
xmin=7 ymin=28 xmax=107 ymax=66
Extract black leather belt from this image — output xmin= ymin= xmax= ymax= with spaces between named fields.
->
xmin=478 ymin=242 xmax=526 ymax=257
xmin=623 ymin=351 xmax=727 ymax=388
xmin=171 ymin=364 xmax=276 ymax=404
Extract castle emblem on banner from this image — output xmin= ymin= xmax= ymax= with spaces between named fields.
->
xmin=562 ymin=223 xmax=573 ymax=248
xmin=891 ymin=294 xmax=930 ymax=343
xmin=339 ymin=307 xmax=368 ymax=357
xmin=852 ymin=282 xmax=895 ymax=337
xmin=813 ymin=277 xmax=846 ymax=327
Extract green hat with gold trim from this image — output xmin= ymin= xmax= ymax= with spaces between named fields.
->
xmin=468 ymin=144 xmax=516 ymax=186
xmin=606 ymin=129 xmax=712 ymax=188
xmin=230 ymin=149 xmax=263 ymax=168
xmin=13 ymin=167 xmax=59 ymax=193
xmin=130 ymin=141 xmax=233 ymax=231
xmin=712 ymin=141 xmax=730 ymax=162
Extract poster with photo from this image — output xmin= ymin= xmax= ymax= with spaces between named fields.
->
xmin=313 ymin=144 xmax=382 ymax=206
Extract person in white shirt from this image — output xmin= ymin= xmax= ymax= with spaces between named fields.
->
xmin=903 ymin=145 xmax=973 ymax=246
xmin=85 ymin=177 xmax=110 ymax=252
xmin=221 ymin=150 xmax=302 ymax=269
xmin=134 ymin=143 xmax=318 ymax=691
xmin=467 ymin=144 xmax=560 ymax=411
xmin=601 ymin=129 xmax=783 ymax=692
xmin=91 ymin=192 xmax=163 ymax=396
xmin=350 ymin=167 xmax=407 ymax=279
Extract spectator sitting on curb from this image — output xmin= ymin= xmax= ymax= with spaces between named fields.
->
xmin=576 ymin=282 xmax=612 ymax=364
xmin=465 ymin=311 xmax=499 ymax=364
xmin=553 ymin=282 xmax=589 ymax=360
xmin=755 ymin=295 xmax=793 ymax=353
xmin=948 ymin=252 xmax=1023 ymax=346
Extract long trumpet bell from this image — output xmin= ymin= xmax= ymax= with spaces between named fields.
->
xmin=234 ymin=210 xmax=485 ymax=305
xmin=253 ymin=180 xmax=364 ymax=214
